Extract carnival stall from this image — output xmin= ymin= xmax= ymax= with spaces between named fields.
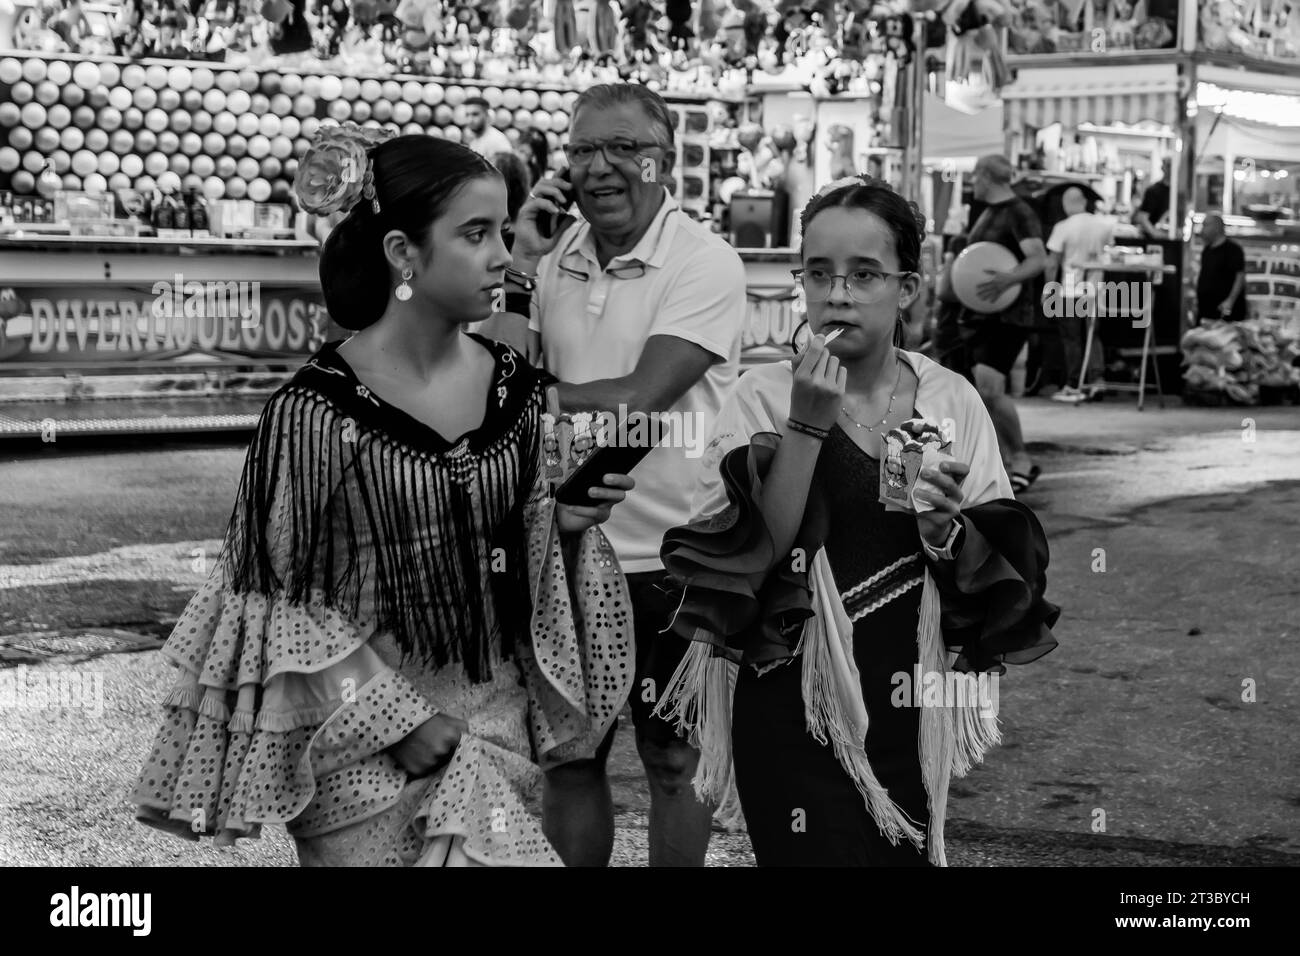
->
xmin=1 ymin=1 xmax=1020 ymax=429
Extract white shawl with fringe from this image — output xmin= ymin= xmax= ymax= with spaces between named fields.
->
xmin=655 ymin=349 xmax=1014 ymax=866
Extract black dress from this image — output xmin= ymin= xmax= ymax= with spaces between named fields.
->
xmin=731 ymin=424 xmax=932 ymax=866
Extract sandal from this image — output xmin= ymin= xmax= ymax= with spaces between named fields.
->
xmin=1010 ymin=464 xmax=1042 ymax=494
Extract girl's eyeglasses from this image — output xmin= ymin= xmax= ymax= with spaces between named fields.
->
xmin=791 ymin=267 xmax=913 ymax=303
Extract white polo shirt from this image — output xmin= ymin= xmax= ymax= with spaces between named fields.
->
xmin=531 ymin=192 xmax=747 ymax=573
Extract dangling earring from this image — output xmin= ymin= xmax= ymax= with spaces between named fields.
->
xmin=395 ymin=267 xmax=413 ymax=302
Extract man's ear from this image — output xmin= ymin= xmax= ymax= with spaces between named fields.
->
xmin=659 ymin=146 xmax=676 ymax=182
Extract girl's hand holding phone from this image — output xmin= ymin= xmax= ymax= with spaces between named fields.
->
xmin=557 ymin=472 xmax=636 ymax=534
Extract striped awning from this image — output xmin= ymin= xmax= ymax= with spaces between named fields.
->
xmin=1002 ymin=64 xmax=1181 ymax=132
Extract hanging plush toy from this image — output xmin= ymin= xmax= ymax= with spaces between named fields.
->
xmin=554 ymin=0 xmax=619 ymax=58
xmin=665 ymin=0 xmax=693 ymax=47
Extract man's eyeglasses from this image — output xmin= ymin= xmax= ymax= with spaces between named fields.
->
xmin=791 ymin=267 xmax=913 ymax=303
xmin=563 ymin=138 xmax=667 ymax=167
xmin=558 ymin=261 xmax=647 ymax=281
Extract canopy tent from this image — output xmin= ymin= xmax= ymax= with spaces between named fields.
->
xmin=922 ymin=91 xmax=1004 ymax=165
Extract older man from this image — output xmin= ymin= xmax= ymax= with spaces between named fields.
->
xmin=505 ymin=83 xmax=747 ymax=867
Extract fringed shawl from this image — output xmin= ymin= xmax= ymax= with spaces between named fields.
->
xmin=222 ymin=334 xmax=551 ymax=684
xmin=654 ymin=350 xmax=1060 ymax=865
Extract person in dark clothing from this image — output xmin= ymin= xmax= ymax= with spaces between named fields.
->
xmin=1134 ymin=157 xmax=1172 ymax=239
xmin=1197 ymin=214 xmax=1249 ymax=323
xmin=961 ymin=154 xmax=1047 ymax=493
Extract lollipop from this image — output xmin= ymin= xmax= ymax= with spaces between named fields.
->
xmin=120 ymin=154 xmax=144 ymax=177
xmin=83 ymin=173 xmax=108 ymax=194
xmin=191 ymin=154 xmax=215 ymax=177
xmin=191 ymin=68 xmax=216 ymax=92
xmin=203 ymin=176 xmax=225 ymax=200
xmin=236 ymin=112 xmax=260 ymax=137
xmin=202 ymin=131 xmax=226 ymax=156
xmin=0 ymin=103 xmax=18 ymax=128
xmin=158 ymin=89 xmax=181 ymax=112
xmin=87 ymin=86 xmax=110 ymax=109
xmin=133 ymin=85 xmax=161 ymax=110
xmin=9 ymin=127 xmax=34 ymax=150
xmin=9 ymin=81 xmax=33 ymax=105
xmin=202 ymin=89 xmax=226 ymax=114
xmin=108 ymin=172 xmax=132 ymax=190
xmin=121 ymin=107 xmax=143 ymax=131
xmin=226 ymin=177 xmax=248 ymax=199
xmin=0 ymin=59 xmax=22 ymax=85
xmin=216 ymin=70 xmax=240 ymax=93
xmin=145 ymin=65 xmax=169 ymax=90
xmin=0 ymin=147 xmax=19 ymax=173
xmin=58 ymin=83 xmax=83 ymax=108
xmin=360 ymin=79 xmax=382 ymax=101
xmin=108 ymin=86 xmax=132 ymax=111
xmin=191 ymin=111 xmax=213 ymax=134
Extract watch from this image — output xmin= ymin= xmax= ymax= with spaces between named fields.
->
xmin=504 ymin=266 xmax=538 ymax=292
xmin=921 ymin=519 xmax=964 ymax=562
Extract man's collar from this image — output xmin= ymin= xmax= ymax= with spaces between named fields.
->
xmin=565 ymin=189 xmax=679 ymax=270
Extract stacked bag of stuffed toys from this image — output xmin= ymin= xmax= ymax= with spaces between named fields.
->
xmin=1181 ymin=317 xmax=1300 ymax=406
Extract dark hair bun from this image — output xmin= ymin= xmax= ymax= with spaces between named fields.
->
xmin=315 ymin=135 xmax=498 ymax=330
xmin=319 ymin=208 xmax=388 ymax=331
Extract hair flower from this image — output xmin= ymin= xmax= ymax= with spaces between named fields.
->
xmin=293 ymin=122 xmax=397 ymax=216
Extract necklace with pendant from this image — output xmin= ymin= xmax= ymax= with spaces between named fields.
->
xmin=840 ymin=357 xmax=903 ymax=433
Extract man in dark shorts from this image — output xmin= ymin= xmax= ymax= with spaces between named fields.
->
xmin=960 ymin=154 xmax=1047 ymax=492
xmin=511 ymin=83 xmax=747 ymax=866
xmin=1197 ymin=214 xmax=1249 ymax=323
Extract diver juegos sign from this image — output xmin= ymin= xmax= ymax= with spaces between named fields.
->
xmin=0 ymin=281 xmax=331 ymax=364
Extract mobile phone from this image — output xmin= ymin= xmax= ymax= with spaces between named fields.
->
xmin=537 ymin=167 xmax=576 ymax=240
xmin=554 ymin=440 xmax=656 ymax=507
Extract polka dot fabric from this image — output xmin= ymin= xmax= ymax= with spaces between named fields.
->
xmin=408 ymin=735 xmax=559 ymax=867
xmin=521 ymin=494 xmax=633 ymax=770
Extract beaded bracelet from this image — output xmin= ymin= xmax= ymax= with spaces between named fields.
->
xmin=786 ymin=418 xmax=829 ymax=441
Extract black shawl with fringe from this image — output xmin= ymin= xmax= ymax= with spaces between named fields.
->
xmin=220 ymin=334 xmax=554 ymax=684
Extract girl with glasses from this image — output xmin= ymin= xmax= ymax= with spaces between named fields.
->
xmin=656 ymin=176 xmax=1060 ymax=866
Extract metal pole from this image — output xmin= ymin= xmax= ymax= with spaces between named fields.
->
xmin=904 ymin=15 xmax=927 ymax=204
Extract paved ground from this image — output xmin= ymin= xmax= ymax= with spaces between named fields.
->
xmin=1 ymin=397 xmax=1298 ymax=866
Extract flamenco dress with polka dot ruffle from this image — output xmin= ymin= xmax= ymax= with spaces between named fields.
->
xmin=131 ymin=334 xmax=632 ymax=866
